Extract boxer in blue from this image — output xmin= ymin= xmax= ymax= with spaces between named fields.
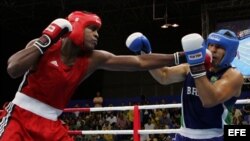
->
xmin=126 ymin=29 xmax=244 ymax=141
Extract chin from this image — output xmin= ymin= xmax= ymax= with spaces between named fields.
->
xmin=84 ymin=45 xmax=95 ymax=51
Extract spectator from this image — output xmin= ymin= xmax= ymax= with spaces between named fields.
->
xmin=242 ymin=103 xmax=250 ymax=124
xmin=93 ymin=91 xmax=104 ymax=107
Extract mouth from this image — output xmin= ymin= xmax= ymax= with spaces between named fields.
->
xmin=212 ymin=56 xmax=217 ymax=63
xmin=92 ymin=40 xmax=98 ymax=46
xmin=212 ymin=54 xmax=217 ymax=60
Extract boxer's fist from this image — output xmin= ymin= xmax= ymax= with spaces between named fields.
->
xmin=181 ymin=33 xmax=205 ymax=65
xmin=181 ymin=33 xmax=207 ymax=78
xmin=173 ymin=50 xmax=212 ymax=68
xmin=126 ymin=32 xmax=152 ymax=54
xmin=34 ymin=18 xmax=72 ymax=54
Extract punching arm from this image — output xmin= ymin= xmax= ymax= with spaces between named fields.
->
xmin=126 ymin=32 xmax=186 ymax=65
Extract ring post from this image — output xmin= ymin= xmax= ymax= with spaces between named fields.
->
xmin=133 ymin=105 xmax=141 ymax=141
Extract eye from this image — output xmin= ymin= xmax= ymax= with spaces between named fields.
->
xmin=209 ymin=44 xmax=222 ymax=48
xmin=215 ymin=44 xmax=223 ymax=49
xmin=87 ymin=25 xmax=99 ymax=31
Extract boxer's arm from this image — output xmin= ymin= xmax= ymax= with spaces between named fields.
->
xmin=195 ymin=68 xmax=243 ymax=108
xmin=125 ymin=32 xmax=188 ymax=84
xmin=7 ymin=19 xmax=72 ymax=78
xmin=95 ymin=50 xmax=179 ymax=71
xmin=126 ymin=32 xmax=187 ymax=65
xmin=149 ymin=50 xmax=212 ymax=85
xmin=149 ymin=64 xmax=188 ymax=85
xmin=7 ymin=39 xmax=41 ymax=78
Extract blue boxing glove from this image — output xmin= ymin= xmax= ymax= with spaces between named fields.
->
xmin=125 ymin=32 xmax=152 ymax=54
xmin=181 ymin=33 xmax=206 ymax=78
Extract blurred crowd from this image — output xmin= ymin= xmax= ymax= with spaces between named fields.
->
xmin=60 ymin=99 xmax=250 ymax=141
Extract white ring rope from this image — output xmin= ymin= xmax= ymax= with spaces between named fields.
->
xmin=1 ymin=99 xmax=248 ymax=113
xmin=90 ymin=103 xmax=182 ymax=112
xmin=235 ymin=99 xmax=250 ymax=104
xmin=70 ymin=129 xmax=181 ymax=135
xmin=64 ymin=99 xmax=250 ymax=112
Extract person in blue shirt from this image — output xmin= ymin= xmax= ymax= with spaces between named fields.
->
xmin=126 ymin=29 xmax=244 ymax=141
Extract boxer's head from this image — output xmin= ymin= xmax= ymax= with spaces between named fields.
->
xmin=67 ymin=11 xmax=102 ymax=50
xmin=206 ymin=29 xmax=239 ymax=68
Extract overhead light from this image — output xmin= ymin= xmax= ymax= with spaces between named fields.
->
xmin=161 ymin=24 xmax=171 ymax=28
xmin=172 ymin=23 xmax=179 ymax=27
xmin=161 ymin=23 xmax=179 ymax=29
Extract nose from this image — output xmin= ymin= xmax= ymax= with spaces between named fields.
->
xmin=94 ymin=31 xmax=99 ymax=39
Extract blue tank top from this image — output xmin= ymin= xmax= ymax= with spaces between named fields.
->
xmin=181 ymin=67 xmax=237 ymax=129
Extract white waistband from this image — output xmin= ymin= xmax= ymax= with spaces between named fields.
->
xmin=12 ymin=92 xmax=62 ymax=121
xmin=179 ymin=127 xmax=223 ymax=139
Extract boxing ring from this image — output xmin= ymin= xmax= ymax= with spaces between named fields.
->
xmin=62 ymin=99 xmax=250 ymax=141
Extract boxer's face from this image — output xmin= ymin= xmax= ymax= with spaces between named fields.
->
xmin=84 ymin=25 xmax=99 ymax=51
xmin=208 ymin=44 xmax=225 ymax=67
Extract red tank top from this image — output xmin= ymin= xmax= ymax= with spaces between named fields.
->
xmin=20 ymin=41 xmax=89 ymax=109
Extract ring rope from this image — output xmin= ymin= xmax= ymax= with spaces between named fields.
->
xmin=68 ymin=129 xmax=181 ymax=135
xmin=63 ymin=103 xmax=182 ymax=112
xmin=63 ymin=99 xmax=250 ymax=113
xmin=0 ymin=99 xmax=249 ymax=113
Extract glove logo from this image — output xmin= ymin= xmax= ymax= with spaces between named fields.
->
xmin=188 ymin=52 xmax=203 ymax=60
xmin=50 ymin=60 xmax=59 ymax=67
xmin=46 ymin=25 xmax=56 ymax=32
xmin=75 ymin=17 xmax=79 ymax=22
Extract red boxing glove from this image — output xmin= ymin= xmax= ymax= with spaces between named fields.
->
xmin=204 ymin=49 xmax=212 ymax=71
xmin=34 ymin=18 xmax=72 ymax=54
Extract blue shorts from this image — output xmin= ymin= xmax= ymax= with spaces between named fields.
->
xmin=173 ymin=133 xmax=223 ymax=141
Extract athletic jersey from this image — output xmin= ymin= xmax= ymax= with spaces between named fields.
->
xmin=19 ymin=40 xmax=89 ymax=110
xmin=181 ymin=67 xmax=237 ymax=129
